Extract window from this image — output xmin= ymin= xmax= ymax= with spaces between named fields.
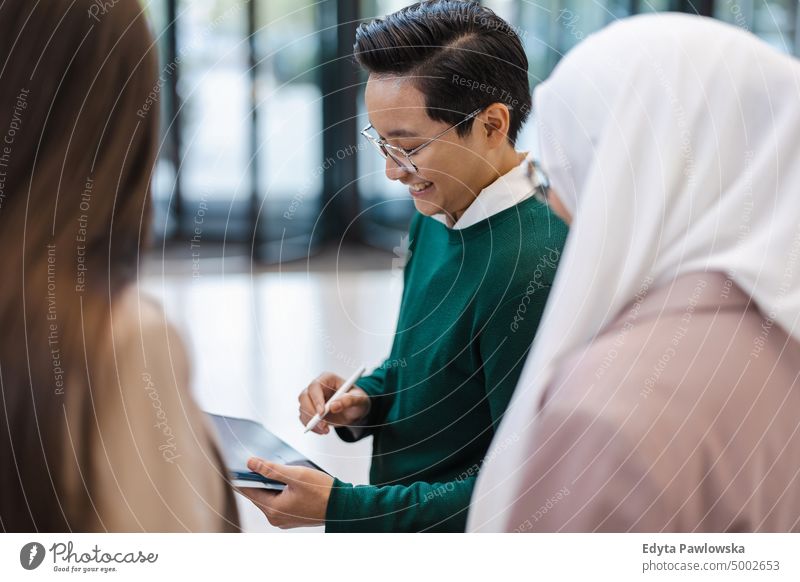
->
xmin=254 ymin=0 xmax=324 ymax=248
xmin=142 ymin=0 xmax=795 ymax=259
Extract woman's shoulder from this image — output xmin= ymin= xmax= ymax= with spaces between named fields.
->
xmin=90 ymin=285 xmax=238 ymax=531
xmin=543 ymin=296 xmax=794 ymax=432
xmin=108 ymin=285 xmax=190 ymax=370
xmin=111 ymin=285 xmax=178 ymax=334
xmin=98 ymin=284 xmax=192 ymax=422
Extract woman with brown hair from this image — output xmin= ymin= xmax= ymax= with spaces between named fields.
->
xmin=0 ymin=0 xmax=238 ymax=532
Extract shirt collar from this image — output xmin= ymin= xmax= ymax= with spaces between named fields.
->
xmin=431 ymin=151 xmax=536 ymax=229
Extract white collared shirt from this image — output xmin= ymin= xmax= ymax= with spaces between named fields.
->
xmin=431 ymin=152 xmax=537 ymax=229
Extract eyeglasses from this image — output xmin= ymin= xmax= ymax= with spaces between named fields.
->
xmin=525 ymin=158 xmax=551 ymax=204
xmin=360 ymin=107 xmax=484 ymax=173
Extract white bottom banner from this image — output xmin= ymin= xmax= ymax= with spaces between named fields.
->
xmin=1 ymin=533 xmax=798 ymax=581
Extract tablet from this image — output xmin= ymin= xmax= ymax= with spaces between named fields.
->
xmin=206 ymin=413 xmax=328 ymax=490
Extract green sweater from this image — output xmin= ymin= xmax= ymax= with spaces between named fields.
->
xmin=325 ymin=196 xmax=568 ymax=532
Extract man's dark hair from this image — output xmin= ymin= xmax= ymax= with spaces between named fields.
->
xmin=354 ymin=0 xmax=531 ymax=144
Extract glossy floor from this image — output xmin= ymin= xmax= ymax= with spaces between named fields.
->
xmin=144 ymin=268 xmax=401 ymax=532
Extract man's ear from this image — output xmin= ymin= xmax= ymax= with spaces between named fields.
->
xmin=479 ymin=103 xmax=511 ymax=147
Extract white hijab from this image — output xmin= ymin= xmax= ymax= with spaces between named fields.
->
xmin=468 ymin=13 xmax=800 ymax=531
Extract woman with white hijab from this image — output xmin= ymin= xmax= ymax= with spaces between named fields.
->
xmin=468 ymin=13 xmax=800 ymax=532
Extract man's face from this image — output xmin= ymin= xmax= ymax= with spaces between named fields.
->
xmin=364 ymin=74 xmax=490 ymax=222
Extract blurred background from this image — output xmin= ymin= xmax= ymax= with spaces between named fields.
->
xmin=140 ymin=0 xmax=800 ymax=266
xmin=137 ymin=0 xmax=800 ymax=531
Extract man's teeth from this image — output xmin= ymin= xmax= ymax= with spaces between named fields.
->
xmin=410 ymin=181 xmax=432 ymax=192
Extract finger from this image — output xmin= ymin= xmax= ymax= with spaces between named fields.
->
xmin=316 ymin=373 xmax=341 ymax=397
xmin=235 ymin=487 xmax=279 ymax=511
xmin=317 ymin=373 xmax=346 ymax=403
xmin=308 ymin=382 xmax=330 ymax=416
xmin=328 ymin=398 xmax=345 ymax=414
xmin=297 ymin=392 xmax=316 ymax=423
xmin=235 ymin=486 xmax=278 ymax=501
xmin=247 ymin=457 xmax=305 ymax=484
xmin=299 ymin=413 xmax=327 ymax=435
xmin=329 ymin=393 xmax=361 ymax=414
xmin=299 ymin=408 xmax=327 ymax=434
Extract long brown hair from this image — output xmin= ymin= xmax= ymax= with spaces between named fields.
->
xmin=0 ymin=0 xmax=159 ymax=531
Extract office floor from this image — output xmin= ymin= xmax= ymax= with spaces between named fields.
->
xmin=142 ymin=245 xmax=401 ymax=532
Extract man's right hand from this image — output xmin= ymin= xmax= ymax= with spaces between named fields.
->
xmin=298 ymin=371 xmax=371 ymax=435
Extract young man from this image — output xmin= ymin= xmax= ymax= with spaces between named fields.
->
xmin=242 ymin=0 xmax=568 ymax=532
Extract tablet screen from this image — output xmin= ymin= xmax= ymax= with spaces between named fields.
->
xmin=206 ymin=413 xmax=327 ymax=489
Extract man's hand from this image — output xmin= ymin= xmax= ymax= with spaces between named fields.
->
xmin=298 ymin=371 xmax=371 ymax=435
xmin=237 ymin=457 xmax=334 ymax=529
